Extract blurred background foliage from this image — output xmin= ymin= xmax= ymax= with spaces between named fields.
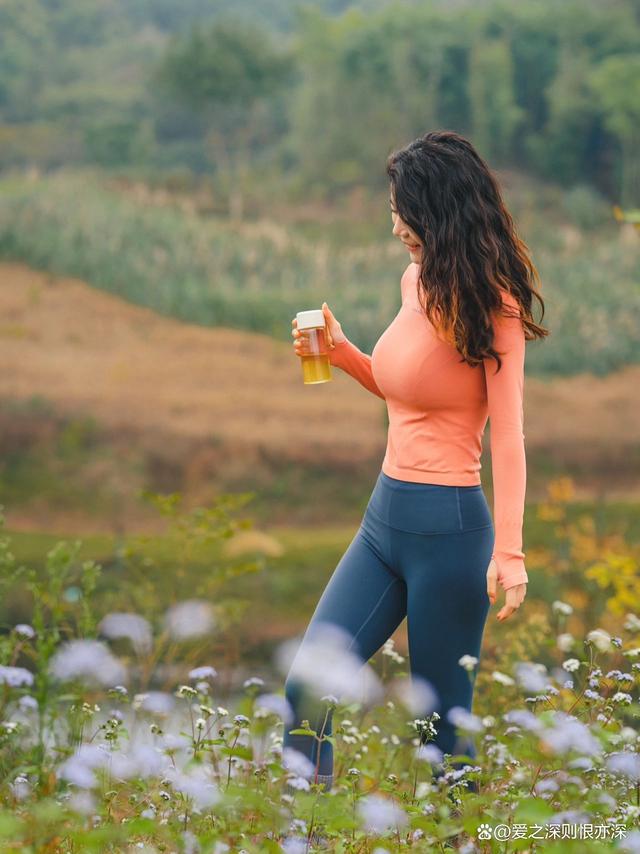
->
xmin=0 ymin=0 xmax=637 ymax=205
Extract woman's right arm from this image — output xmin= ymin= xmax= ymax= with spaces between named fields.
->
xmin=293 ymin=301 xmax=386 ymax=400
xmin=328 ymin=338 xmax=385 ymax=400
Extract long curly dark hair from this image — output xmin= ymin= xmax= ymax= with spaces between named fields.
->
xmin=386 ymin=130 xmax=549 ymax=371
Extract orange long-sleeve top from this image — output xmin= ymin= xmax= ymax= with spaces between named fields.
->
xmin=329 ymin=261 xmax=527 ymax=591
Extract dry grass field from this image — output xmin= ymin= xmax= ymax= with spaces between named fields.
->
xmin=1 ymin=260 xmax=639 ymax=534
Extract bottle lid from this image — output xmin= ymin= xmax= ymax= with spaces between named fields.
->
xmin=296 ymin=309 xmax=325 ymax=330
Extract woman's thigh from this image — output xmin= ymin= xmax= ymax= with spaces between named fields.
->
xmin=291 ymin=521 xmax=408 ymax=670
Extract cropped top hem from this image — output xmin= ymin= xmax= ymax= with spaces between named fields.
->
xmin=381 ymin=460 xmax=482 ymax=487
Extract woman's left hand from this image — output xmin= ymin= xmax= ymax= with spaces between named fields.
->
xmin=486 ymin=558 xmax=527 ymax=621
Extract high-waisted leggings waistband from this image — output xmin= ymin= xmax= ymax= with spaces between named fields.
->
xmin=367 ymin=470 xmax=493 ymax=536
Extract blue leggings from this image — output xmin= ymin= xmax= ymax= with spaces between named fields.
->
xmin=283 ymin=470 xmax=494 ymax=789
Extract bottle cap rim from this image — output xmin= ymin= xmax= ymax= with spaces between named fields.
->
xmin=296 ymin=309 xmax=325 ymax=330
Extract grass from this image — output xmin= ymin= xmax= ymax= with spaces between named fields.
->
xmin=4 ymin=491 xmax=640 ymax=667
xmin=0 ymin=481 xmax=640 ymax=851
xmin=0 ymin=167 xmax=639 ymax=376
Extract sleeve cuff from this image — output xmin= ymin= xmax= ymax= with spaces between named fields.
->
xmin=492 ymin=553 xmax=528 ymax=591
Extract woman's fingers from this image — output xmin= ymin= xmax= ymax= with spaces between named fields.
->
xmin=486 ymin=559 xmax=498 ymax=605
xmin=496 ymin=584 xmax=527 ymax=621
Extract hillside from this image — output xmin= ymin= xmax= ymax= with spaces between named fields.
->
xmin=1 ymin=261 xmax=639 ymax=534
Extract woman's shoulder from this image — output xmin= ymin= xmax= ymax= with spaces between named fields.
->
xmin=401 ymin=261 xmax=419 ymax=284
xmin=400 ymin=262 xmax=419 ymax=299
xmin=496 ymin=287 xmax=522 ymax=317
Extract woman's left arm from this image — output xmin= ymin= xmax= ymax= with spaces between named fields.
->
xmin=484 ymin=293 xmax=528 ymax=592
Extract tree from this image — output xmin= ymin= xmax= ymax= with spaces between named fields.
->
xmin=468 ymin=37 xmax=525 ymax=164
xmin=154 ymin=15 xmax=294 ymax=220
xmin=589 ymin=54 xmax=640 ymax=207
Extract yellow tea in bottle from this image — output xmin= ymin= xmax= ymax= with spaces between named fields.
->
xmin=296 ymin=309 xmax=332 ymax=384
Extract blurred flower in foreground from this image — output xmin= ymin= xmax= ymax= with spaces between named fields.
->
xmin=606 ymin=751 xmax=640 ymax=782
xmin=447 ymin=706 xmax=484 ymax=733
xmin=514 ymin=662 xmax=548 ymax=693
xmin=13 ymin=624 xmax=36 ymax=639
xmin=390 ymin=675 xmax=438 ymax=716
xmin=619 ymin=830 xmax=640 ymax=853
xmin=164 ymin=600 xmax=215 ymax=640
xmin=49 ymin=640 xmax=126 ymax=687
xmin=503 ymin=709 xmax=544 ymax=733
xmin=67 ymin=790 xmax=96 ymax=816
xmin=98 ymin=613 xmax=153 ymax=654
xmin=541 ymin=711 xmax=602 ymax=756
xmin=586 ymin=629 xmax=612 ymax=653
xmin=188 ymin=665 xmax=218 ymax=681
xmin=357 ymin=793 xmax=408 ymax=834
xmin=134 ymin=691 xmax=175 ymax=716
xmin=276 ymin=621 xmax=383 ymax=705
xmin=415 ymin=743 xmax=444 ymax=766
xmin=282 ymin=746 xmax=315 ymax=780
xmin=164 ymin=764 xmax=220 ymax=812
xmin=0 ymin=666 xmax=34 ymax=687
xmin=254 ymin=693 xmax=294 ymax=725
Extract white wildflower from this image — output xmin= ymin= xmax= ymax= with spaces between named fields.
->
xmin=514 ymin=661 xmax=548 ymax=693
xmin=49 ymin=640 xmax=126 ymax=687
xmin=254 ymin=693 xmax=293 ymax=724
xmin=606 ymin=751 xmax=640 ymax=782
xmin=9 ymin=775 xmax=30 ymax=801
xmin=415 ymin=743 xmax=444 ymax=765
xmin=281 ymin=838 xmax=306 ymax=854
xmin=13 ymin=624 xmax=35 ymax=639
xmin=136 ymin=692 xmax=175 ymax=716
xmin=164 ymin=600 xmax=215 ymax=640
xmin=277 ymin=621 xmax=382 ymax=705
xmin=586 ymin=629 xmax=612 ymax=652
xmin=557 ymin=633 xmax=574 ymax=652
xmin=491 ymin=670 xmax=515 ymax=686
xmin=99 ymin=613 xmax=152 ymax=654
xmin=503 ymin=709 xmax=543 ymax=732
xmin=624 ymin=614 xmax=640 ymax=633
xmin=447 ymin=706 xmax=484 ymax=732
xmin=282 ymin=747 xmax=315 ymax=779
xmin=541 ymin=712 xmax=602 ymax=756
xmin=552 ymin=600 xmax=573 ymax=616
xmin=391 ymin=674 xmax=438 ymax=715
xmin=0 ymin=666 xmax=34 ymax=687
xmin=357 ymin=793 xmax=408 ymax=834
xmin=163 ymin=764 xmax=220 ymax=812
xmin=67 ymin=790 xmax=96 ymax=815
xmin=188 ymin=666 xmax=218 ymax=681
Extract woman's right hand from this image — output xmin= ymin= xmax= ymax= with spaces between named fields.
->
xmin=291 ymin=301 xmax=348 ymax=357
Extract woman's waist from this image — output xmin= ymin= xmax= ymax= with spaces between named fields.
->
xmin=364 ymin=468 xmax=492 ymax=535
xmin=381 ymin=460 xmax=482 ymax=487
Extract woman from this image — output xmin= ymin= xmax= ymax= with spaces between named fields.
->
xmin=283 ymin=130 xmax=548 ymax=792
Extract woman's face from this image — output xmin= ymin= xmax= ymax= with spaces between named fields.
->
xmin=390 ymin=187 xmax=423 ymax=260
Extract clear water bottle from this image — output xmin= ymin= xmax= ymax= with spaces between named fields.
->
xmin=296 ymin=308 xmax=332 ymax=384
